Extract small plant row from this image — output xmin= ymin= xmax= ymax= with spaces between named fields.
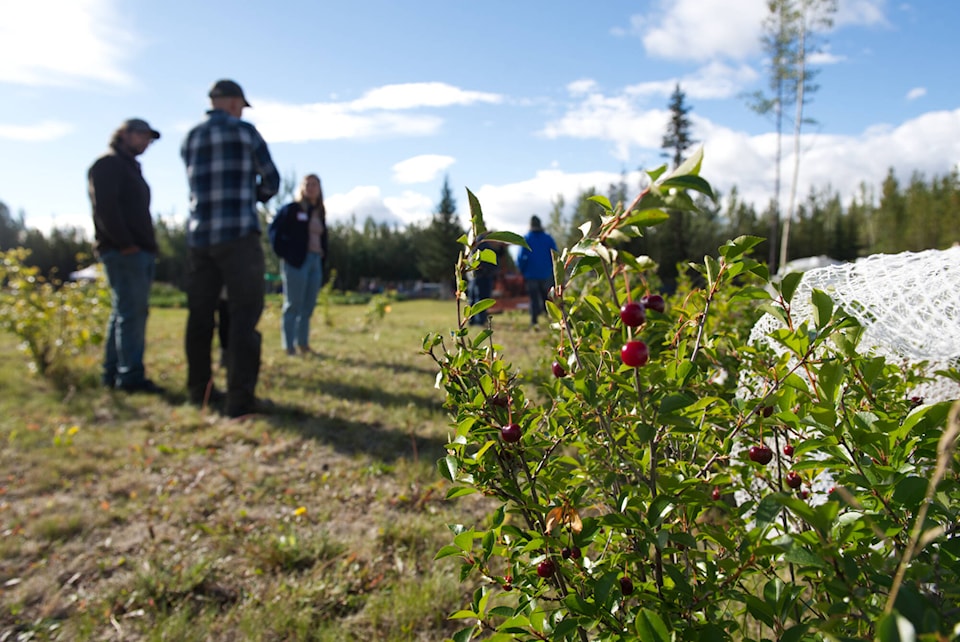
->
xmin=425 ymin=149 xmax=960 ymax=642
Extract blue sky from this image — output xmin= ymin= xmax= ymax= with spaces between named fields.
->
xmin=1 ymin=0 xmax=958 ymax=238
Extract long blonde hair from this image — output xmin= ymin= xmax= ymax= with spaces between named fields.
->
xmin=297 ymin=174 xmax=324 ymax=204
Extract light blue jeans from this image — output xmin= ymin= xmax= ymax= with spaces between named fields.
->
xmin=281 ymin=252 xmax=323 ymax=352
xmin=101 ymin=249 xmax=155 ymax=387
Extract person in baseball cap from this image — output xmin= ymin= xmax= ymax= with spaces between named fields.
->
xmin=122 ymin=118 xmax=160 ymax=140
xmin=208 ymin=79 xmax=251 ymax=108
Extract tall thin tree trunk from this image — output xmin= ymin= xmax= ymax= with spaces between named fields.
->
xmin=780 ymin=14 xmax=807 ymax=270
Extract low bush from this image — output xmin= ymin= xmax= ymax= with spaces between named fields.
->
xmin=427 ymin=151 xmax=960 ymax=641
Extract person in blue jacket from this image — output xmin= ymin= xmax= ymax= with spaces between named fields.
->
xmin=269 ymin=174 xmax=328 ymax=355
xmin=517 ymin=215 xmax=557 ymax=327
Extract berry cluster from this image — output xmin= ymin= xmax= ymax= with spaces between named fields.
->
xmin=618 ymin=294 xmax=664 ymax=368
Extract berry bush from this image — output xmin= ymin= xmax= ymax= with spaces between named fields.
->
xmin=0 ymin=248 xmax=110 ymax=384
xmin=425 ymin=151 xmax=960 ymax=641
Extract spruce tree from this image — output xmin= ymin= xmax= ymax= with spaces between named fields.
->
xmin=416 ymin=176 xmax=464 ymax=292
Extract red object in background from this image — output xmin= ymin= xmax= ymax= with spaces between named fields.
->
xmin=489 ymin=270 xmax=529 ymax=314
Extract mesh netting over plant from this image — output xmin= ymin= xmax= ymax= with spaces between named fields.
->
xmin=750 ymin=246 xmax=960 ymax=403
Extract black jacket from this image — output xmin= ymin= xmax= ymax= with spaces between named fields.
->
xmin=88 ymin=144 xmax=157 ymax=254
xmin=268 ymin=200 xmax=328 ymax=269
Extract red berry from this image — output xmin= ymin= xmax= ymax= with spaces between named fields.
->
xmin=537 ymin=559 xmax=556 ymax=578
xmin=761 ymin=405 xmax=774 ymax=418
xmin=619 ymin=576 xmax=634 ymax=596
xmin=748 ymin=445 xmax=773 ymax=465
xmin=561 ymin=546 xmax=582 ymax=560
xmin=711 ymin=486 xmax=721 ymax=501
xmin=620 ymin=340 xmax=649 ymax=367
xmin=619 ymin=301 xmax=646 ymax=327
xmin=500 ymin=423 xmax=521 ymax=443
xmin=552 ymin=361 xmax=566 ymax=378
xmin=569 ymin=546 xmax=581 ymax=560
xmin=783 ymin=443 xmax=794 ymax=457
xmin=641 ymin=294 xmax=665 ymax=314
xmin=786 ymin=471 xmax=802 ymax=489
xmin=490 ymin=393 xmax=509 ymax=407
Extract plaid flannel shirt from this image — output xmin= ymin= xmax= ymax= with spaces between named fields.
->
xmin=181 ymin=109 xmax=280 ymax=248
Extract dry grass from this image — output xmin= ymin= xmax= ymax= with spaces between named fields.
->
xmin=0 ymin=298 xmax=551 ymax=640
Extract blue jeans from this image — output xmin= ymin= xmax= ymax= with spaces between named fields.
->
xmin=101 ymin=250 xmax=155 ymax=387
xmin=281 ymin=252 xmax=323 ymax=351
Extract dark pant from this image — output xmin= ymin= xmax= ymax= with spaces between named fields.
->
xmin=101 ymin=249 xmax=155 ymax=388
xmin=468 ymin=274 xmax=494 ymax=325
xmin=186 ymin=234 xmax=265 ymax=413
xmin=526 ymin=278 xmax=551 ymax=325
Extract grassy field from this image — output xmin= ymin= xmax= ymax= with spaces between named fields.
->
xmin=0 ymin=298 xmax=550 ymax=641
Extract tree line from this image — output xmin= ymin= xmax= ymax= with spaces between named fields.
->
xmin=2 ymin=163 xmax=958 ymax=294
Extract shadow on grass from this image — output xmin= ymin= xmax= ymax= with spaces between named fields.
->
xmin=329 ymin=354 xmax=440 ymax=378
xmin=266 ymin=412 xmax=450 ymax=464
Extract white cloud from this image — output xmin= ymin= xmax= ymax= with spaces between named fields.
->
xmin=625 ymin=61 xmax=759 ymax=101
xmin=392 ymin=155 xmax=455 ymax=184
xmin=325 ymin=185 xmax=404 ymax=226
xmin=0 ymin=0 xmax=136 ymax=87
xmin=567 ymin=79 xmax=598 ymax=95
xmin=0 ymin=120 xmax=73 ymax=141
xmin=635 ymin=0 xmax=768 ymax=62
xmin=250 ymin=101 xmax=443 ymax=143
xmin=540 ymin=94 xmax=670 ymax=161
xmin=323 ymin=186 xmax=436 ymax=228
xmin=348 ymin=82 xmax=503 ymax=111
xmin=247 ymin=81 xmax=503 ymax=143
xmin=383 ymin=191 xmax=437 ymax=226
xmin=473 ymin=169 xmax=649 ymax=234
xmin=906 ymin=87 xmax=926 ymax=101
xmin=834 ymin=0 xmax=889 ymax=28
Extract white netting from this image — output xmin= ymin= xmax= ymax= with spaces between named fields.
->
xmin=750 ymin=246 xmax=960 ymax=403
xmin=736 ymin=247 xmax=960 ymax=508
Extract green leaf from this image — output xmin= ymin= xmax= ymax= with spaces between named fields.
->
xmin=780 ymin=623 xmax=811 ymax=642
xmin=704 ymin=255 xmax=721 ymax=288
xmin=622 ymin=209 xmax=670 ymax=228
xmin=471 ymin=329 xmax=493 ymax=347
xmin=668 ymin=145 xmax=704 ymax=179
xmin=817 ymin=360 xmax=844 ymax=403
xmin=438 ymin=456 xmax=458 ymax=482
xmin=778 ymin=271 xmax=804 ymax=304
xmin=435 ymin=545 xmax=464 ymax=560
xmin=743 ymin=594 xmax=776 ymax=627
xmin=467 ymin=299 xmax=496 ymax=318
xmin=452 ymin=625 xmax=476 ymax=642
xmin=588 ymin=195 xmax=613 ymax=210
xmin=634 ymin=608 xmax=671 ymax=642
xmin=478 ymin=248 xmax=498 ymax=265
xmin=876 ymin=611 xmax=917 ymax=642
xmin=445 ymin=486 xmax=477 ymax=499
xmin=648 ymin=495 xmax=675 ymax=527
xmin=811 ymin=288 xmax=834 ymax=330
xmin=646 ymin=164 xmax=668 ymax=182
xmin=892 ymin=476 xmax=929 ymax=508
xmin=660 ymin=174 xmax=715 ymax=199
xmin=466 ymin=188 xmax=486 ymax=233
xmin=454 ymin=530 xmax=474 ymax=552
xmin=755 ymin=493 xmax=784 ymax=529
xmin=485 ymin=230 xmax=529 ymax=249
xmin=718 ymin=235 xmax=765 ymax=260
xmin=488 ymin=606 xmax=516 ymax=618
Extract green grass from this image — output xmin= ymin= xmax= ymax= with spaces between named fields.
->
xmin=0 ymin=298 xmax=548 ymax=640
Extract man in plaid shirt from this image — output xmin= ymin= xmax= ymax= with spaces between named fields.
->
xmin=181 ymin=79 xmax=280 ymax=418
